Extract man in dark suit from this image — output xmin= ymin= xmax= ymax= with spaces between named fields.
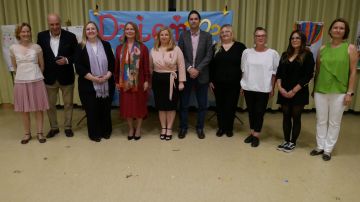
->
xmin=37 ymin=13 xmax=78 ymax=138
xmin=178 ymin=10 xmax=213 ymax=139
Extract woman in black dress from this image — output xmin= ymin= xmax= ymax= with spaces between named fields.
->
xmin=276 ymin=30 xmax=314 ymax=152
xmin=209 ymin=24 xmax=246 ymax=137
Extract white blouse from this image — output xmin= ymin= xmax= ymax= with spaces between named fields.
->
xmin=240 ymin=48 xmax=279 ymax=93
xmin=10 ymin=43 xmax=44 ymax=83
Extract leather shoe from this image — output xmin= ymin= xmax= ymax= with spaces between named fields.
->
xmin=251 ymin=136 xmax=259 ymax=147
xmin=46 ymin=129 xmax=59 ymax=138
xmin=244 ymin=135 xmax=253 ymax=143
xmin=64 ymin=129 xmax=74 ymax=137
xmin=322 ymin=153 xmax=331 ymax=161
xmin=90 ymin=137 xmax=101 ymax=142
xmin=178 ymin=128 xmax=187 ymax=139
xmin=310 ymin=149 xmax=324 ymax=156
xmin=216 ymin=129 xmax=224 ymax=137
xmin=196 ymin=129 xmax=205 ymax=139
xmin=225 ymin=131 xmax=233 ymax=137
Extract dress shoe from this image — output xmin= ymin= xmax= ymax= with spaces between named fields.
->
xmin=102 ymin=136 xmax=110 ymax=140
xmin=127 ymin=135 xmax=134 ymax=140
xmin=178 ymin=128 xmax=187 ymax=139
xmin=102 ymin=133 xmax=111 ymax=139
xmin=244 ymin=135 xmax=253 ymax=143
xmin=46 ymin=129 xmax=60 ymax=138
xmin=20 ymin=134 xmax=32 ymax=144
xmin=322 ymin=153 xmax=331 ymax=161
xmin=310 ymin=149 xmax=324 ymax=156
xmin=225 ymin=131 xmax=233 ymax=137
xmin=251 ymin=136 xmax=259 ymax=147
xmin=65 ymin=129 xmax=74 ymax=137
xmin=216 ymin=129 xmax=224 ymax=137
xmin=90 ymin=137 xmax=101 ymax=142
xmin=196 ymin=129 xmax=205 ymax=139
xmin=134 ymin=129 xmax=141 ymax=141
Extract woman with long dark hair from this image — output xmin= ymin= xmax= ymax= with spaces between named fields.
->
xmin=276 ymin=30 xmax=315 ymax=152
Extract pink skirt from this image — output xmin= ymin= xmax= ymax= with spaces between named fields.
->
xmin=14 ymin=80 xmax=49 ymax=112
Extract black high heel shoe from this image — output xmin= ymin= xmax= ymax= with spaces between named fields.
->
xmin=165 ymin=128 xmax=172 ymax=141
xmin=20 ymin=133 xmax=32 ymax=144
xmin=128 ymin=129 xmax=135 ymax=140
xmin=134 ymin=129 xmax=141 ymax=141
xmin=160 ymin=128 xmax=166 ymax=140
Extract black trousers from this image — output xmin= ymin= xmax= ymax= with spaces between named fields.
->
xmin=243 ymin=90 xmax=269 ymax=133
xmin=80 ymin=91 xmax=112 ymax=140
xmin=214 ymin=83 xmax=240 ymax=132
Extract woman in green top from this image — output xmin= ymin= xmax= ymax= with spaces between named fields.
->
xmin=310 ymin=18 xmax=358 ymax=161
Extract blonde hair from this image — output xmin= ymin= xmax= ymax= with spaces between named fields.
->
xmin=153 ymin=27 xmax=175 ymax=51
xmin=214 ymin=24 xmax=234 ymax=56
xmin=80 ymin=21 xmax=100 ymax=48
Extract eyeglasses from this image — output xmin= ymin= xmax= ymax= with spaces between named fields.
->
xmin=291 ymin=37 xmax=301 ymax=40
xmin=255 ymin=35 xmax=266 ymax=38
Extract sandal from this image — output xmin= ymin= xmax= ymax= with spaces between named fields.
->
xmin=160 ymin=128 xmax=166 ymax=140
xmin=20 ymin=133 xmax=32 ymax=144
xmin=37 ymin=133 xmax=47 ymax=143
xmin=165 ymin=128 xmax=172 ymax=141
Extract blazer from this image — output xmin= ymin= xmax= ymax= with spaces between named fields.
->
xmin=74 ymin=40 xmax=115 ymax=98
xmin=178 ymin=30 xmax=213 ymax=84
xmin=37 ymin=29 xmax=78 ymax=85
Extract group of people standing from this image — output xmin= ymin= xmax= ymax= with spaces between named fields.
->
xmin=10 ymin=10 xmax=358 ymax=161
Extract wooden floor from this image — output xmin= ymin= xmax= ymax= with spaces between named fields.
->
xmin=0 ymin=107 xmax=359 ymax=202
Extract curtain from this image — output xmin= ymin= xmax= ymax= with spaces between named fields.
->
xmin=1 ymin=0 xmax=359 ymax=110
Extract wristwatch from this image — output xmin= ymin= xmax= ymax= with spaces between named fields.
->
xmin=346 ymin=92 xmax=354 ymax=96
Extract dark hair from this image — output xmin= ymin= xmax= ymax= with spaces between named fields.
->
xmin=253 ymin=26 xmax=267 ymax=35
xmin=328 ymin=18 xmax=350 ymax=39
xmin=15 ymin=22 xmax=31 ymax=41
xmin=188 ymin=10 xmax=201 ymax=21
xmin=281 ymin=30 xmax=309 ymax=64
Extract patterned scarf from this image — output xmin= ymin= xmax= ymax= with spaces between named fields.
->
xmin=86 ymin=39 xmax=109 ymax=98
xmin=119 ymin=42 xmax=141 ymax=92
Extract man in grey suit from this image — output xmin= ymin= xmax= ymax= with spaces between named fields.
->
xmin=178 ymin=10 xmax=213 ymax=139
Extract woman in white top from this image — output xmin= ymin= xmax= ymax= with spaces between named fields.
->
xmin=10 ymin=23 xmax=49 ymax=144
xmin=240 ymin=27 xmax=279 ymax=147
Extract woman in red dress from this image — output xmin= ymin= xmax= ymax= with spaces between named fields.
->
xmin=114 ymin=22 xmax=150 ymax=140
